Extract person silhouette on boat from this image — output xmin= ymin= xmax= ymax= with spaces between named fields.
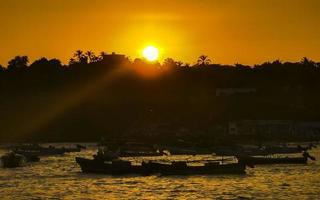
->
xmin=96 ymin=148 xmax=104 ymax=158
xmin=94 ymin=147 xmax=119 ymax=161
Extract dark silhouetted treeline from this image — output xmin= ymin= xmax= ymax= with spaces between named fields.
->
xmin=0 ymin=51 xmax=320 ymax=144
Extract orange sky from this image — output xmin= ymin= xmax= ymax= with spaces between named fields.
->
xmin=0 ymin=0 xmax=320 ymax=65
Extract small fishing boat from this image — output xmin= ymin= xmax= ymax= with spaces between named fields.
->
xmin=98 ymin=141 xmax=165 ymax=157
xmin=237 ymin=152 xmax=315 ymax=165
xmin=213 ymin=144 xmax=315 ymax=157
xmin=264 ymin=145 xmax=304 ymax=154
xmin=14 ymin=148 xmax=64 ymax=156
xmin=62 ymin=144 xmax=86 ymax=153
xmin=144 ymin=161 xmax=246 ymax=176
xmin=238 ymin=156 xmax=307 ymax=165
xmin=166 ymin=147 xmax=212 ymax=156
xmin=13 ymin=144 xmax=65 ymax=156
xmin=1 ymin=153 xmax=26 ymax=168
xmin=12 ymin=151 xmax=40 ymax=162
xmin=76 ymin=157 xmax=144 ymax=175
xmin=75 ymin=157 xmax=246 ymax=175
xmin=119 ymin=151 xmax=164 ymax=157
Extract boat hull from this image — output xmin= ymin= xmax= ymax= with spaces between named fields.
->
xmin=119 ymin=151 xmax=163 ymax=157
xmin=1 ymin=154 xmax=26 ymax=168
xmin=76 ymin=157 xmax=144 ymax=175
xmin=157 ymin=163 xmax=246 ymax=176
xmin=238 ymin=156 xmax=307 ymax=165
xmin=76 ymin=157 xmax=246 ymax=176
xmin=14 ymin=149 xmax=64 ymax=156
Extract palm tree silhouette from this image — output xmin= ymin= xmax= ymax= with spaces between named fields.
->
xmin=85 ymin=51 xmax=97 ymax=63
xmin=197 ymin=55 xmax=211 ymax=66
xmin=74 ymin=50 xmax=84 ymax=61
xmin=301 ymin=57 xmax=315 ymax=67
xmin=69 ymin=58 xmax=76 ymax=65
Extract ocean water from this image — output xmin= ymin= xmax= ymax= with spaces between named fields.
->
xmin=0 ymin=144 xmax=319 ymax=200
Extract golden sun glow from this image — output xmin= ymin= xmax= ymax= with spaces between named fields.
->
xmin=142 ymin=46 xmax=159 ymax=62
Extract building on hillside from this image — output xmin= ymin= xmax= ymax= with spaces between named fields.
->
xmin=101 ymin=52 xmax=127 ymax=64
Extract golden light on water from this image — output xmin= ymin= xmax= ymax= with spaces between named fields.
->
xmin=142 ymin=46 xmax=159 ymax=62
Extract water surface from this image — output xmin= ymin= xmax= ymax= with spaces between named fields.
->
xmin=0 ymin=144 xmax=319 ymax=199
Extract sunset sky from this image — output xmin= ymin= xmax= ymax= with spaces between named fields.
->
xmin=0 ymin=0 xmax=320 ymax=65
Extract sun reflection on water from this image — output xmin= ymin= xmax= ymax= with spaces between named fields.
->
xmin=0 ymin=145 xmax=319 ymax=199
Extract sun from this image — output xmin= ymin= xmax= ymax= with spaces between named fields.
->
xmin=142 ymin=46 xmax=159 ymax=62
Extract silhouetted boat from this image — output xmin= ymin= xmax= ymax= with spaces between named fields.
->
xmin=14 ymin=148 xmax=64 ymax=156
xmin=98 ymin=141 xmax=165 ymax=157
xmin=145 ymin=161 xmax=246 ymax=175
xmin=213 ymin=144 xmax=313 ymax=156
xmin=119 ymin=151 xmax=164 ymax=157
xmin=13 ymin=144 xmax=65 ymax=156
xmin=237 ymin=155 xmax=311 ymax=165
xmin=62 ymin=144 xmax=86 ymax=153
xmin=11 ymin=151 xmax=40 ymax=162
xmin=76 ymin=157 xmax=144 ymax=175
xmin=1 ymin=153 xmax=26 ymax=168
xmin=75 ymin=157 xmax=246 ymax=175
xmin=166 ymin=147 xmax=212 ymax=155
xmin=264 ymin=145 xmax=304 ymax=154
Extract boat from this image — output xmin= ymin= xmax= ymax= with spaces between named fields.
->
xmin=237 ymin=151 xmax=316 ymax=165
xmin=75 ymin=157 xmax=246 ymax=175
xmin=1 ymin=153 xmax=26 ymax=168
xmin=63 ymin=144 xmax=87 ymax=153
xmin=13 ymin=148 xmax=64 ymax=156
xmin=144 ymin=161 xmax=246 ymax=176
xmin=98 ymin=141 xmax=165 ymax=157
xmin=11 ymin=151 xmax=40 ymax=162
xmin=13 ymin=144 xmax=65 ymax=156
xmin=264 ymin=146 xmax=303 ymax=154
xmin=76 ymin=157 xmax=144 ymax=175
xmin=119 ymin=151 xmax=164 ymax=157
xmin=165 ymin=147 xmax=212 ymax=156
xmin=213 ymin=146 xmax=269 ymax=156
xmin=119 ymin=142 xmax=165 ymax=157
xmin=213 ymin=144 xmax=312 ymax=157
xmin=238 ymin=156 xmax=308 ymax=165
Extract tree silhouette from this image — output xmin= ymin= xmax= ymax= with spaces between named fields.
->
xmin=73 ymin=50 xmax=88 ymax=64
xmin=74 ymin=50 xmax=83 ymax=60
xmin=0 ymin=65 xmax=5 ymax=72
xmin=300 ymin=57 xmax=315 ymax=67
xmin=30 ymin=57 xmax=62 ymax=74
xmin=163 ymin=58 xmax=184 ymax=68
xmin=85 ymin=51 xmax=99 ymax=63
xmin=69 ymin=58 xmax=77 ymax=65
xmin=163 ymin=58 xmax=176 ymax=67
xmin=7 ymin=56 xmax=29 ymax=71
xmin=197 ymin=55 xmax=211 ymax=66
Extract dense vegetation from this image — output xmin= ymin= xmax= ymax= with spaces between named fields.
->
xmin=0 ymin=51 xmax=320 ymax=144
